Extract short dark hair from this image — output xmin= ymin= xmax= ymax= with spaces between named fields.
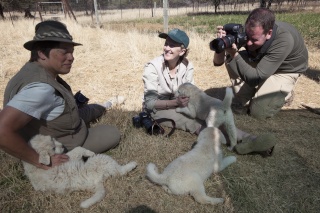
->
xmin=245 ymin=8 xmax=275 ymax=34
xmin=29 ymin=41 xmax=61 ymax=62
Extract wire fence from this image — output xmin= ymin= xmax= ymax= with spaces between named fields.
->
xmin=1 ymin=0 xmax=319 ymax=23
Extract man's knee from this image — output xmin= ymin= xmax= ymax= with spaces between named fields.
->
xmin=79 ymin=104 xmax=106 ymax=125
xmin=103 ymin=125 xmax=121 ymax=148
xmin=85 ymin=125 xmax=121 ymax=153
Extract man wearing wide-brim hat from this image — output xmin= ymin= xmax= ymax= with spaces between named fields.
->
xmin=0 ymin=20 xmax=121 ymax=169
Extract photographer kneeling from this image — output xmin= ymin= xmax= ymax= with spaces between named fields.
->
xmin=212 ymin=8 xmax=308 ymax=120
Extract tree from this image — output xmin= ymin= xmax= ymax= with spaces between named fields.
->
xmin=211 ymin=0 xmax=221 ymax=13
xmin=0 ymin=3 xmax=5 ymax=19
xmin=260 ymin=0 xmax=273 ymax=8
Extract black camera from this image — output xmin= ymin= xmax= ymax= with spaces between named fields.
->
xmin=132 ymin=112 xmax=164 ymax=135
xmin=209 ymin=23 xmax=247 ymax=54
xmin=74 ymin=90 xmax=89 ymax=108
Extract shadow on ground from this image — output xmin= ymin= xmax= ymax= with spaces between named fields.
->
xmin=304 ymin=68 xmax=320 ymax=83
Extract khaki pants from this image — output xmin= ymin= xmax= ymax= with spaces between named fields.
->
xmin=58 ymin=119 xmax=120 ymax=154
xmin=226 ymin=52 xmax=300 ymax=119
xmin=151 ymin=109 xmax=204 ymax=134
xmin=78 ymin=104 xmax=120 ymax=153
xmin=82 ymin=124 xmax=120 ymax=153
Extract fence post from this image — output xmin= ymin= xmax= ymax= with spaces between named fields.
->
xmin=93 ymin=0 xmax=100 ymax=27
xmin=163 ymin=0 xmax=168 ymax=33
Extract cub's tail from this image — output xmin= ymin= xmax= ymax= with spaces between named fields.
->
xmin=146 ymin=163 xmax=167 ymax=186
xmin=222 ymin=87 xmax=234 ymax=110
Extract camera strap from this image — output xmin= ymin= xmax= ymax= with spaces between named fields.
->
xmin=154 ymin=118 xmax=176 ymax=138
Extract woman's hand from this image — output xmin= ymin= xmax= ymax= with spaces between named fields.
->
xmin=51 ymin=154 xmax=69 ymax=167
xmin=176 ymin=96 xmax=189 ymax=107
xmin=40 ymin=154 xmax=70 ymax=170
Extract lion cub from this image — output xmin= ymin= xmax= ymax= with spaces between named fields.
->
xmin=175 ymin=83 xmax=237 ymax=150
xmin=146 ymin=127 xmax=236 ymax=205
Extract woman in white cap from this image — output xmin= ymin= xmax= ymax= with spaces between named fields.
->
xmin=142 ymin=28 xmax=203 ymax=134
xmin=0 ymin=20 xmax=122 ymax=169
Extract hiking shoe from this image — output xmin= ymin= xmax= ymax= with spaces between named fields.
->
xmin=109 ymin=96 xmax=126 ymax=106
xmin=234 ymin=133 xmax=277 ymax=157
xmin=103 ymin=96 xmax=126 ymax=109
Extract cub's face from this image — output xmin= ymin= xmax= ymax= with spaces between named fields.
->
xmin=176 ymin=83 xmax=201 ymax=100
xmin=176 ymin=83 xmax=193 ymax=98
xmin=30 ymin=135 xmax=65 ymax=155
xmin=175 ymin=88 xmax=185 ymax=98
xmin=52 ymin=139 xmax=65 ymax=154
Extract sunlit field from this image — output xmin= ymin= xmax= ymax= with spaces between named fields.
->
xmin=0 ymin=9 xmax=320 ymax=212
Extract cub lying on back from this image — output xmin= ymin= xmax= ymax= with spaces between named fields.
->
xmin=22 ymin=134 xmax=137 ymax=208
xmin=146 ymin=127 xmax=236 ymax=205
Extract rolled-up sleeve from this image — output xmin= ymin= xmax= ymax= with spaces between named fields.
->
xmin=185 ymin=62 xmax=195 ymax=84
xmin=142 ymin=63 xmax=159 ymax=111
xmin=6 ymin=82 xmax=62 ymax=120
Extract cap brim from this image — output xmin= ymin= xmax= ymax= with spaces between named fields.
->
xmin=23 ymin=38 xmax=82 ymax=51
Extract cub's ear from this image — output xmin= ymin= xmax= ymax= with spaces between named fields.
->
xmin=38 ymin=151 xmax=51 ymax=165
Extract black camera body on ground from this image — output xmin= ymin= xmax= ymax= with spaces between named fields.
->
xmin=132 ymin=112 xmax=163 ymax=135
xmin=210 ymin=23 xmax=247 ymax=54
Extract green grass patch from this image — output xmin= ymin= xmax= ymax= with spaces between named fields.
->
xmin=108 ymin=11 xmax=320 ymax=47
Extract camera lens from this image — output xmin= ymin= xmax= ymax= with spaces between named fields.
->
xmin=142 ymin=120 xmax=154 ymax=133
xmin=210 ymin=35 xmax=235 ymax=53
xmin=132 ymin=115 xmax=141 ymax=128
xmin=209 ymin=38 xmax=225 ymax=53
xmin=140 ymin=115 xmax=154 ymax=134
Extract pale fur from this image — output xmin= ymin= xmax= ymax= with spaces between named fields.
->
xmin=146 ymin=127 xmax=236 ymax=205
xmin=22 ymin=134 xmax=137 ymax=208
xmin=176 ymin=83 xmax=237 ymax=150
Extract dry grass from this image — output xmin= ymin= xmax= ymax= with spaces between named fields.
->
xmin=0 ymin=15 xmax=320 ymax=213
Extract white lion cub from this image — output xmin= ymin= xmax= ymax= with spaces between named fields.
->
xmin=175 ymin=83 xmax=237 ymax=150
xmin=146 ymin=127 xmax=236 ymax=205
xmin=23 ymin=134 xmax=137 ymax=208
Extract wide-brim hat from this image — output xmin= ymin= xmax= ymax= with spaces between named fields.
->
xmin=24 ymin=20 xmax=82 ymax=51
xmin=159 ymin=28 xmax=189 ymax=48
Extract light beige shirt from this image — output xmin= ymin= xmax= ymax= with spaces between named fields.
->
xmin=143 ymin=54 xmax=194 ymax=111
